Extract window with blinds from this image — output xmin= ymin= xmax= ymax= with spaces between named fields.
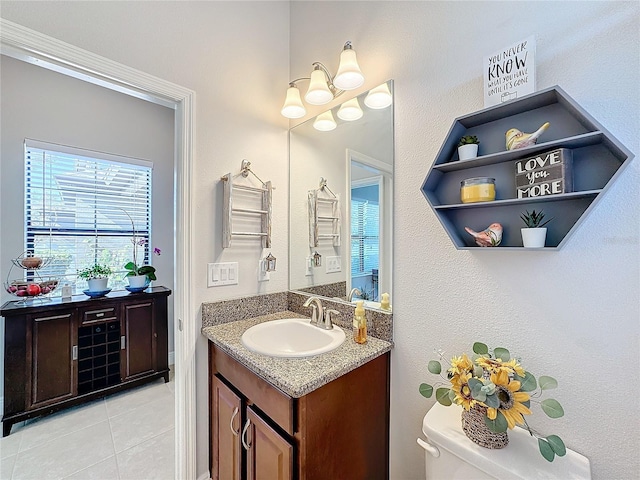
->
xmin=350 ymin=198 xmax=379 ymax=277
xmin=24 ymin=140 xmax=153 ymax=293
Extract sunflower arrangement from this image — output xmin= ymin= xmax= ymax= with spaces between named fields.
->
xmin=419 ymin=342 xmax=566 ymax=462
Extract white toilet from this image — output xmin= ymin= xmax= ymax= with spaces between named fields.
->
xmin=417 ymin=402 xmax=591 ymax=479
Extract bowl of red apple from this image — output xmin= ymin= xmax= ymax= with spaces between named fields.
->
xmin=5 ymin=279 xmax=59 ymax=298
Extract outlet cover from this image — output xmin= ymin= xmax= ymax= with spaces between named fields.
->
xmin=258 ymin=260 xmax=270 ymax=282
xmin=208 ymin=262 xmax=239 ymax=287
xmin=305 ymin=256 xmax=313 ymax=276
xmin=326 ymin=256 xmax=341 ymax=273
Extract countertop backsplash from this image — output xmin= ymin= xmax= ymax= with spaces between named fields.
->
xmin=201 ymin=290 xmax=393 ymax=343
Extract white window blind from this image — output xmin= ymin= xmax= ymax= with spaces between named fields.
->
xmin=24 ymin=141 xmax=153 ymax=293
xmin=350 ymin=199 xmax=379 ymax=276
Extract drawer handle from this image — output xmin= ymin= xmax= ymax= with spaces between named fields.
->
xmin=72 ymin=345 xmax=78 ymax=361
xmin=121 ymin=335 xmax=126 ymax=350
xmin=96 ymin=312 xmax=105 ymax=317
xmin=35 ymin=314 xmax=70 ymax=322
xmin=241 ymin=419 xmax=251 ymax=450
xmin=229 ymin=407 xmax=240 ymax=436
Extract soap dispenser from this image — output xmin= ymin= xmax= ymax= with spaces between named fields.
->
xmin=380 ymin=293 xmax=391 ymax=311
xmin=353 ymin=300 xmax=367 ymax=344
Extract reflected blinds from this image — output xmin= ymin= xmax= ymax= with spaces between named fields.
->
xmin=350 ymin=199 xmax=379 ymax=276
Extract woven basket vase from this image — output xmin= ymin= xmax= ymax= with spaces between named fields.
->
xmin=461 ymin=405 xmax=509 ymax=449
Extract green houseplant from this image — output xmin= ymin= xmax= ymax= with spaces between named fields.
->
xmin=78 ymin=264 xmax=113 ymax=291
xmin=457 ymin=135 xmax=480 ymax=160
xmin=520 ymin=210 xmax=553 ymax=248
xmin=121 ymin=208 xmax=160 ymax=288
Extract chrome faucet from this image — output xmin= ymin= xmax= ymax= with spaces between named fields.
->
xmin=348 ymin=287 xmax=362 ymax=302
xmin=302 ymin=296 xmax=339 ymax=330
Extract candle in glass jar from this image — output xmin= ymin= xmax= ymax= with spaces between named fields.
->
xmin=460 ymin=177 xmax=496 ymax=203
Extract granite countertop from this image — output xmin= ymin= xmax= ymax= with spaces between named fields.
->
xmin=202 ymin=310 xmax=393 ymax=398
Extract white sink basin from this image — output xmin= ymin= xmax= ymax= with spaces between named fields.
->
xmin=241 ymin=318 xmax=345 ymax=358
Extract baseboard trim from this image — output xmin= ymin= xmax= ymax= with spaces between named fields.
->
xmin=197 ymin=472 xmax=211 ymax=480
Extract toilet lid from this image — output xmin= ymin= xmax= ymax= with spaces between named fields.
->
xmin=422 ymin=403 xmax=591 ymax=479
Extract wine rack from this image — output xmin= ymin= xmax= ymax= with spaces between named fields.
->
xmin=77 ymin=320 xmax=122 ymax=394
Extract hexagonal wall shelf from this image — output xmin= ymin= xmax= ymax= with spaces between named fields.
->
xmin=421 ymin=86 xmax=634 ymax=250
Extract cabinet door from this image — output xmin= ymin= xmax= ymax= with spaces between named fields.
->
xmin=211 ymin=376 xmax=243 ymax=480
xmin=122 ymin=301 xmax=155 ymax=380
xmin=28 ymin=311 xmax=77 ymax=409
xmin=246 ymin=406 xmax=293 ymax=480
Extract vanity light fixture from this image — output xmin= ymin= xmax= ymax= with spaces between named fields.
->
xmin=337 ymin=97 xmax=364 ymax=121
xmin=280 ymin=41 xmax=365 ymax=119
xmin=313 ymin=110 xmax=337 ymax=131
xmin=364 ymin=82 xmax=393 ymax=109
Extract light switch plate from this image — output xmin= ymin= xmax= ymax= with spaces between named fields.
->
xmin=208 ymin=262 xmax=239 ymax=287
xmin=326 ymin=256 xmax=341 ymax=273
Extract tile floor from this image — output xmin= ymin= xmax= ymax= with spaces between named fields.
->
xmin=0 ymin=373 xmax=175 ymax=480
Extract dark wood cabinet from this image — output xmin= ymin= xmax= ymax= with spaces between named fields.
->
xmin=211 ymin=375 xmax=243 ymax=480
xmin=246 ymin=405 xmax=293 ymax=480
xmin=29 ymin=310 xmax=77 ymax=409
xmin=209 ymin=343 xmax=390 ymax=480
xmin=1 ymin=286 xmax=171 ymax=436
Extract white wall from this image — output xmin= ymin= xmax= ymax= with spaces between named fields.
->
xmin=0 ymin=53 xmax=176 ymax=413
xmin=290 ymin=2 xmax=639 ymax=479
xmin=0 ymin=2 xmax=290 ymax=478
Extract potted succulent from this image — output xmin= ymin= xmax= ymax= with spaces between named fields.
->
xmin=78 ymin=264 xmax=113 ymax=291
xmin=521 ymin=209 xmax=553 ymax=248
xmin=458 ymin=135 xmax=480 ymax=161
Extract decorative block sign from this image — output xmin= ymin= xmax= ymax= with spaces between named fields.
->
xmin=484 ymin=36 xmax=536 ymax=108
xmin=515 ymin=148 xmax=573 ymax=198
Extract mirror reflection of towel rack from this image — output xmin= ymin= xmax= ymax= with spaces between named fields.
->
xmin=221 ymin=160 xmax=274 ymax=248
xmin=308 ymin=177 xmax=340 ymax=248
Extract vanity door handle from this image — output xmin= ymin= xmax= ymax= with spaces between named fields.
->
xmin=241 ymin=418 xmax=251 ymax=450
xmin=229 ymin=407 xmax=240 ymax=436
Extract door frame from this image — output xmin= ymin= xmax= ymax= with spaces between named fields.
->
xmin=0 ymin=19 xmax=197 ymax=479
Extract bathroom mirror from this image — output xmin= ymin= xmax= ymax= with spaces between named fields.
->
xmin=289 ymin=80 xmax=394 ymax=310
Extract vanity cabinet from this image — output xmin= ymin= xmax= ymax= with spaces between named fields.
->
xmin=421 ymin=86 xmax=634 ymax=249
xmin=209 ymin=343 xmax=390 ymax=480
xmin=1 ymin=287 xmax=171 ymax=436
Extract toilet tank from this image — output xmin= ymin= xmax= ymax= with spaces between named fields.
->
xmin=418 ymin=403 xmax=591 ymax=480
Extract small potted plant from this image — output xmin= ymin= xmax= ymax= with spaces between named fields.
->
xmin=520 ymin=209 xmax=553 ymax=248
xmin=78 ymin=264 xmax=113 ymax=292
xmin=458 ymin=135 xmax=480 ymax=161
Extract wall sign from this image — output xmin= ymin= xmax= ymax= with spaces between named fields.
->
xmin=515 ymin=148 xmax=573 ymax=199
xmin=484 ymin=36 xmax=536 ymax=108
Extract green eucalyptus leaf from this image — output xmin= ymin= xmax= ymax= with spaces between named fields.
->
xmin=484 ymin=410 xmax=508 ymax=433
xmin=538 ymin=438 xmax=555 ymax=462
xmin=473 ymin=365 xmax=484 ymax=378
xmin=484 ymin=393 xmax=500 ymax=409
xmin=541 ymin=399 xmax=564 ymax=418
xmin=539 ymin=376 xmax=558 ymax=390
xmin=473 ymin=342 xmax=488 ymax=355
xmin=428 ymin=360 xmax=442 ymax=375
xmin=436 ymin=388 xmax=453 ymax=406
xmin=522 ymin=399 xmax=530 ymax=408
xmin=469 ymin=379 xmax=484 ymax=400
xmin=518 ymin=372 xmax=538 ymax=392
xmin=419 ymin=383 xmax=433 ymax=398
xmin=546 ymin=435 xmax=566 ymax=456
xmin=448 ymin=389 xmax=457 ymax=402
xmin=493 ymin=347 xmax=510 ymax=361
